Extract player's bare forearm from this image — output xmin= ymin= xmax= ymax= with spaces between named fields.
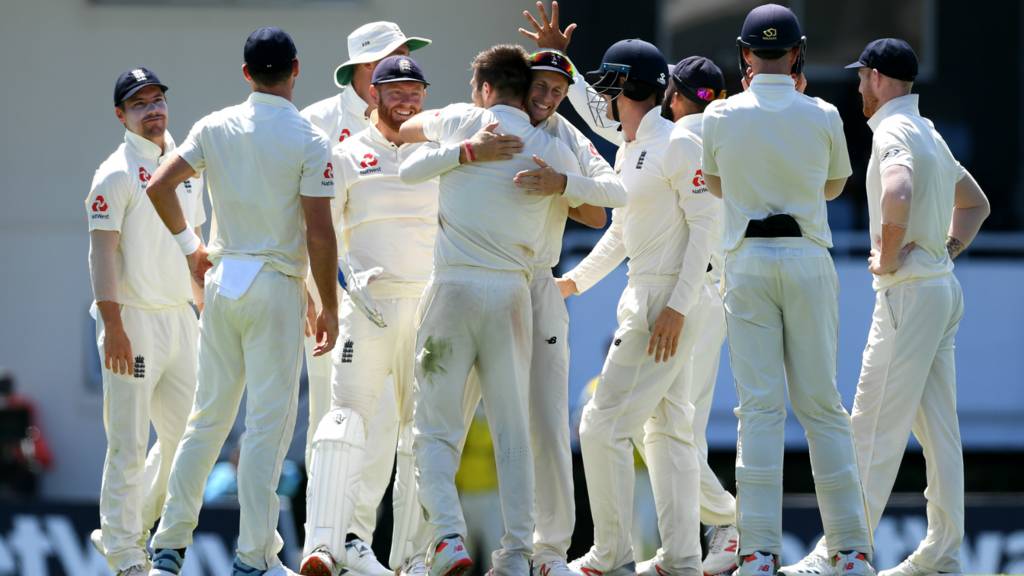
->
xmin=705 ymin=173 xmax=723 ymax=198
xmin=568 ymin=204 xmax=606 ymax=228
xmin=190 ymin=227 xmax=205 ymax=310
xmin=824 ymin=177 xmax=847 ymax=201
xmin=147 ymin=154 xmax=197 ymax=234
xmin=301 ymin=196 xmax=338 ymax=314
xmin=947 ymin=172 xmax=990 ymax=259
xmin=398 ymin=111 xmax=433 ymax=143
xmin=95 ymin=300 xmax=124 ymax=329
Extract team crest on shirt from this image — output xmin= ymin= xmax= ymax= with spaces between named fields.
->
xmin=358 ymin=152 xmax=382 ymax=175
xmin=183 ymin=179 xmax=193 ymax=193
xmin=635 ymin=150 xmax=647 ymax=170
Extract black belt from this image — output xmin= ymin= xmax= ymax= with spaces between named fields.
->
xmin=745 ymin=214 xmax=802 ymax=238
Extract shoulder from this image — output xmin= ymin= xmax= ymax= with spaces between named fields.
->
xmin=92 ymin=145 xmax=132 ymax=188
xmin=805 ymin=96 xmax=843 ymax=122
xmin=301 ymin=94 xmax=340 ymax=121
xmin=668 ymin=123 xmax=701 ymax=154
xmin=702 ymin=97 xmax=734 ymax=120
xmin=335 ymin=128 xmax=373 ymax=156
xmin=873 ymin=114 xmax=917 ymax=146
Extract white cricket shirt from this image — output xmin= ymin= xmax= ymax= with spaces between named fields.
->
xmin=420 ymin=103 xmax=581 ymax=275
xmin=702 ymin=74 xmax=852 ymax=252
xmin=866 ymin=94 xmax=964 ymax=291
xmin=176 ymin=92 xmax=334 ymax=278
xmin=301 ymin=87 xmax=371 ymax=146
xmin=566 ymin=108 xmax=721 ymax=315
xmin=86 ymin=130 xmax=206 ymax=309
xmin=333 ymin=124 xmax=439 ymax=294
xmin=673 ymin=112 xmax=723 ymax=283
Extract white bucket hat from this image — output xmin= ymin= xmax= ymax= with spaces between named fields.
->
xmin=334 ymin=21 xmax=431 ymax=87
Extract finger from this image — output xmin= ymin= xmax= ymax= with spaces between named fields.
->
xmin=517 ymin=28 xmax=540 ymax=41
xmin=484 ymin=121 xmax=500 ymax=133
xmin=670 ymin=333 xmax=680 ymax=358
xmin=564 ymin=22 xmax=577 ymax=43
xmin=523 ymin=10 xmax=543 ymax=33
xmin=551 ymin=0 xmax=560 ymax=27
xmin=104 ymin=353 xmax=112 ymax=371
xmin=647 ymin=332 xmax=658 ymax=356
xmin=532 ymin=155 xmax=550 ymax=168
xmin=537 ymin=1 xmax=552 ymax=27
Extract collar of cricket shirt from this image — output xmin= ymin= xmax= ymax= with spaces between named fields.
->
xmin=248 ymin=91 xmax=297 ymax=110
xmin=677 ymin=112 xmax=702 ymax=133
xmin=867 ymin=94 xmax=920 ymax=133
xmin=124 ymin=129 xmax=174 ymax=161
xmin=342 ymin=85 xmax=372 ymax=123
xmin=366 ymin=121 xmax=400 ymax=149
xmin=489 ymin=104 xmax=533 ymax=128
xmin=634 ymin=106 xmax=668 ymax=142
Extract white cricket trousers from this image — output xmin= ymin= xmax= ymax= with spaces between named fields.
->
xmin=580 ymin=278 xmax=701 ymax=573
xmin=461 ymin=269 xmax=574 ymax=564
xmin=303 ymin=290 xmax=427 ymax=566
xmin=152 ymin=268 xmax=305 ymax=570
xmin=814 ymin=274 xmax=965 ymax=572
xmin=97 ymin=304 xmax=197 ymax=572
xmin=414 ymin=267 xmax=535 ymax=576
xmin=723 ymin=238 xmax=869 ymax=557
xmin=304 ymin=333 xmax=399 ymax=547
xmin=683 ymin=279 xmax=736 ymax=527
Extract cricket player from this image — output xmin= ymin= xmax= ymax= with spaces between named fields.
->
xmin=143 ymin=27 xmax=339 ymax=575
xmin=300 ymin=55 xmax=436 ymax=576
xmin=700 ymin=5 xmax=873 ymax=576
xmin=85 ymin=67 xmax=205 ymax=576
xmin=782 ymin=39 xmax=990 ymax=576
xmin=398 ymin=44 xmax=582 ymax=576
xmin=554 ymin=38 xmax=715 ymax=576
xmin=399 ymin=42 xmax=627 ymax=576
xmin=300 ymin=24 xmax=431 ymax=575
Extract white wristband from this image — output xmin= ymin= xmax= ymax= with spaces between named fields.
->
xmin=173 ymin=226 xmax=201 ymax=255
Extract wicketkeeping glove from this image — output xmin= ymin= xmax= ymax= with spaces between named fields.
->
xmin=338 ymin=254 xmax=387 ymax=328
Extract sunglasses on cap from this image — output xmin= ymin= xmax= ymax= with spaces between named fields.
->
xmin=529 ymin=50 xmax=576 ymax=83
xmin=693 ymin=86 xmax=727 ymax=102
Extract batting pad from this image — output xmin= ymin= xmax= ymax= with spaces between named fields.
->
xmin=305 ymin=407 xmax=367 ymax=557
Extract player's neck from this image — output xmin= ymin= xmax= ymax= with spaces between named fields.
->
xmin=376 ymin=119 xmax=404 ymax=146
xmin=253 ymin=84 xmax=293 ymax=103
xmin=131 ymin=129 xmax=166 ymax=153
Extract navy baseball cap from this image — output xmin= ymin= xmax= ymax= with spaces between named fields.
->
xmin=671 ymin=56 xmax=726 ymax=103
xmin=244 ymin=27 xmax=297 ymax=70
xmin=846 ymin=38 xmax=918 ymax=82
xmin=114 ymin=67 xmax=168 ymax=105
xmin=586 ymin=39 xmax=668 ymax=90
xmin=372 ymin=55 xmax=429 ymax=86
xmin=738 ymin=3 xmax=804 ymax=50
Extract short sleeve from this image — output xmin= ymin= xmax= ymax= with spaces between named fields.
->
xmin=331 ymin=141 xmax=355 ymax=208
xmin=665 ymin=134 xmax=701 ymax=195
xmin=300 ymin=129 xmax=335 ymax=198
xmin=188 ymin=175 xmax=207 ymax=228
xmin=875 ymin=123 xmax=915 ymax=174
xmin=86 ymin=168 xmax=131 ymax=232
xmin=827 ymin=108 xmax=853 ymax=180
xmin=700 ymin=104 xmax=722 ymax=177
xmin=176 ymin=117 xmax=207 ymax=174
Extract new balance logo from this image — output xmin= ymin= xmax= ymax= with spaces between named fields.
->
xmin=341 ymin=340 xmax=354 ymax=363
xmin=546 ymin=336 xmax=557 ymax=344
xmin=614 ymin=338 xmax=622 ymax=346
xmin=133 ymin=355 xmax=146 ymax=379
xmin=635 ymin=150 xmax=647 ymax=170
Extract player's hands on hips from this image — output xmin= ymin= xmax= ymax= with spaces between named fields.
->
xmin=515 ymin=156 xmax=567 ymax=196
xmin=556 ymin=277 xmax=577 ymax=299
xmin=868 ymin=242 xmax=916 ymax=276
xmin=312 ymin=308 xmax=339 ymax=357
xmin=187 ymin=244 xmax=213 ymax=287
xmin=648 ymin=307 xmax=685 ymax=363
xmin=519 ymin=1 xmax=576 ymax=52
xmin=467 ymin=122 xmax=523 ymax=162
xmin=103 ymin=322 xmax=134 ymax=376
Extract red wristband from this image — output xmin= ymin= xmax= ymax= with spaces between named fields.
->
xmin=463 ymin=141 xmax=476 ymax=163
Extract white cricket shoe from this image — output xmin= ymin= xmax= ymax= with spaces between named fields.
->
xmin=878 ymin=558 xmax=953 ymax=576
xmin=533 ymin=558 xmax=579 ymax=576
xmin=300 ymin=546 xmax=338 ymax=576
xmin=778 ymin=551 xmax=830 ymax=576
xmin=118 ymin=566 xmax=148 ymax=576
xmin=568 ymin=549 xmax=636 ymax=576
xmin=344 ymin=538 xmax=394 ymax=576
xmin=402 ymin=554 xmax=428 ymax=576
xmin=703 ymin=525 xmax=739 ymax=575
xmin=832 ymin=552 xmax=875 ymax=576
xmin=735 ymin=552 xmax=778 ymax=576
xmin=428 ymin=534 xmax=473 ymax=576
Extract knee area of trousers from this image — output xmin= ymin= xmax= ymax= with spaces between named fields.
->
xmin=812 ymin=465 xmax=859 ymax=492
xmin=312 ymin=407 xmax=367 ymax=448
xmin=791 ymin=391 xmax=847 ymax=422
xmin=735 ymin=463 xmax=782 ymax=485
xmin=579 ymin=411 xmax=614 ymax=447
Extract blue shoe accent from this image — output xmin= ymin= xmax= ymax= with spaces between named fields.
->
xmin=151 ymin=549 xmax=186 ymax=574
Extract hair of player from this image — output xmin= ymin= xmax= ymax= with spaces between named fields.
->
xmin=751 ymin=48 xmax=790 ymax=61
xmin=248 ymin=60 xmax=295 ymax=88
xmin=621 ymin=78 xmax=664 ymax=106
xmin=472 ymin=44 xmax=532 ymax=101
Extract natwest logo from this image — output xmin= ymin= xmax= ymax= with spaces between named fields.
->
xmin=359 ymin=153 xmax=378 ymax=169
xmin=339 ymin=128 xmax=351 ymax=142
xmin=323 ymin=162 xmax=334 ymax=180
xmin=138 ymin=167 xmax=151 ymax=183
xmin=692 ymin=169 xmax=706 ymax=188
xmin=91 ymin=195 xmax=108 ymax=213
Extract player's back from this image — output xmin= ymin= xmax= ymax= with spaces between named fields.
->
xmin=704 ymin=74 xmax=850 ymax=251
xmin=182 ymin=92 xmax=331 ymax=278
xmin=432 ymin=104 xmax=579 ymax=274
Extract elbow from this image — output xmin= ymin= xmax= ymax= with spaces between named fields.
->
xmin=585 ymin=213 xmax=607 ymax=229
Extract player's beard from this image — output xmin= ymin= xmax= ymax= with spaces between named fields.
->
xmin=378 ymin=102 xmax=418 ymax=132
xmin=860 ymin=90 xmax=879 ymax=119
